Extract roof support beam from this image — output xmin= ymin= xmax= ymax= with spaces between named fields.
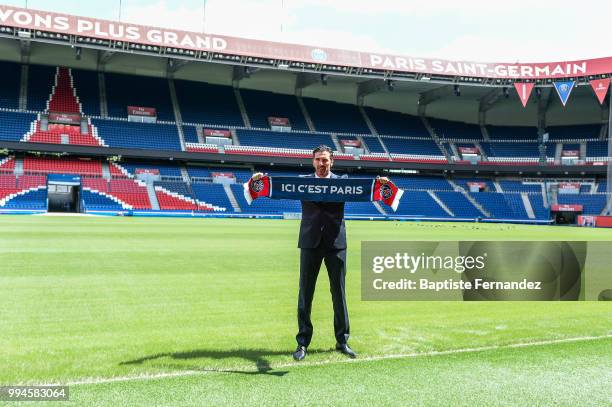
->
xmin=96 ymin=50 xmax=115 ymax=70
xmin=537 ymin=87 xmax=554 ymax=131
xmin=294 ymin=72 xmax=319 ymax=93
xmin=232 ymin=65 xmax=259 ymax=83
xmin=356 ymin=79 xmax=385 ymax=104
xmin=417 ymin=85 xmax=453 ymax=115
xmin=166 ymin=58 xmax=190 ymax=77
xmin=417 ymin=85 xmax=452 ymax=107
xmin=20 ymin=39 xmax=30 ymax=64
xmin=478 ymin=88 xmax=504 ymax=113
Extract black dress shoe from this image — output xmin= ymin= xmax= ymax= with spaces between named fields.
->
xmin=336 ymin=343 xmax=357 ymax=358
xmin=293 ymin=345 xmax=307 ymax=361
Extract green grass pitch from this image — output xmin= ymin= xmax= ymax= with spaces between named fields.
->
xmin=0 ymin=216 xmax=610 ymax=406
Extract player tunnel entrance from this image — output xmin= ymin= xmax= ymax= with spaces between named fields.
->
xmin=47 ymin=174 xmax=82 ymax=213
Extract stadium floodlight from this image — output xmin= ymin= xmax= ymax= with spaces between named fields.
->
xmin=320 ymin=74 xmax=328 ymax=85
xmin=453 ymin=84 xmax=461 ymax=96
xmin=17 ymin=30 xmax=31 ymax=39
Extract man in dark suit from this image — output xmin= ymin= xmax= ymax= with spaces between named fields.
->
xmin=251 ymin=145 xmax=388 ymax=361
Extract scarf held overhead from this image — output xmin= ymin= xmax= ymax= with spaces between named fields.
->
xmin=244 ymin=176 xmax=403 ymax=211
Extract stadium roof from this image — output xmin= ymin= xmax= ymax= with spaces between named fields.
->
xmin=0 ymin=4 xmax=608 ymax=126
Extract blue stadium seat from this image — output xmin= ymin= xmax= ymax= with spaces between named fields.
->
xmin=241 ymin=89 xmax=308 ymax=131
xmin=487 ymin=126 xmax=538 ymax=140
xmin=120 ymin=162 xmax=183 ymax=177
xmin=547 ymin=125 xmax=600 ymax=141
xmin=105 ymin=73 xmax=174 ymax=121
xmin=558 ymin=194 xmax=607 ymax=215
xmin=183 ymin=126 xmax=199 ymax=143
xmin=361 ymin=136 xmax=386 ymax=153
xmin=191 ymin=183 xmax=233 ymax=211
xmin=0 ymin=61 xmax=21 ymax=109
xmin=1 ymin=188 xmax=47 ymax=210
xmin=72 ymin=68 xmax=101 ymax=116
xmin=174 ymin=80 xmax=243 ymax=126
xmin=91 ymin=119 xmax=182 ymax=151
xmin=237 ymin=129 xmax=334 ymax=150
xmin=470 ymin=192 xmax=527 ymax=218
xmin=302 ymin=97 xmax=369 ymax=134
xmin=0 ymin=111 xmax=37 ymax=142
xmin=394 ymin=190 xmax=449 ymax=217
xmin=155 ymin=181 xmax=193 ymax=197
xmin=435 ymin=191 xmax=482 ymax=217
xmin=528 ymin=194 xmax=549 ymax=219
xmin=82 ymin=189 xmax=125 ymax=211
xmin=364 ymin=107 xmax=428 ymax=137
xmin=480 ymin=142 xmax=540 ymax=158
xmin=27 ymin=65 xmax=56 ymax=112
xmin=586 ymin=141 xmax=607 ymax=158
xmin=498 ymin=181 xmax=542 ymax=193
xmin=392 ymin=176 xmax=453 ymax=190
xmin=429 ymin=118 xmax=481 ymax=140
xmin=382 ymin=137 xmax=443 ymax=155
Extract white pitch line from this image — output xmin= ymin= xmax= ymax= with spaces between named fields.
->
xmin=44 ymin=333 xmax=612 ymax=386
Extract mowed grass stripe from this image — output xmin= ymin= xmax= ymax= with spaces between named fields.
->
xmin=68 ymin=337 xmax=612 ymax=406
xmin=59 ymin=333 xmax=612 ymax=386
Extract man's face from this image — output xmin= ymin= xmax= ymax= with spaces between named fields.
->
xmin=313 ymin=151 xmax=333 ymax=177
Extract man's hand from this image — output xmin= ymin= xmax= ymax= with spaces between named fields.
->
xmin=376 ymin=176 xmax=390 ymax=185
xmin=251 ymin=172 xmax=265 ymax=180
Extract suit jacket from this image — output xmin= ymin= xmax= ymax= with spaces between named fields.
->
xmin=298 ymin=172 xmax=347 ymax=249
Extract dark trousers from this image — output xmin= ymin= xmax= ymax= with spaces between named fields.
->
xmin=296 ymin=246 xmax=349 ymax=347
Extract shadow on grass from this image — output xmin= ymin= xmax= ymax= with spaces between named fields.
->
xmin=120 ymin=348 xmax=334 ymax=377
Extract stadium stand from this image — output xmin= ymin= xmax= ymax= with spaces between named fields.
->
xmin=0 ymin=61 xmax=21 ymax=109
xmin=0 ymin=111 xmax=38 ymax=142
xmin=174 ymin=80 xmax=243 ymax=126
xmin=91 ymin=119 xmax=181 ymax=151
xmin=363 ymin=107 xmax=428 ymax=137
xmin=241 ymin=89 xmax=309 ymax=131
xmin=120 ymin=162 xmax=183 ymax=178
xmin=435 ymin=191 xmax=483 ymax=218
xmin=382 ymin=137 xmax=444 ymax=156
xmin=546 ymin=125 xmax=600 ymax=141
xmin=528 ymin=194 xmax=550 ymax=219
xmin=557 ymin=194 xmax=607 ymax=215
xmin=23 ymin=156 xmax=103 ymax=176
xmin=498 ymin=180 xmax=542 ymax=193
xmin=470 ymin=192 xmax=527 ymax=219
xmin=0 ymin=60 xmax=608 ymax=223
xmin=487 ymin=125 xmax=539 ymax=140
xmin=236 ymin=129 xmax=334 ymax=150
xmin=430 ymin=119 xmax=481 ymax=140
xmin=361 ymin=136 xmax=387 ymax=153
xmin=71 ymin=68 xmax=101 ymax=116
xmin=105 ymin=73 xmax=174 ymax=121
xmin=27 ymin=64 xmax=56 ymax=112
xmin=191 ymin=183 xmax=233 ymax=211
xmin=81 ymin=188 xmax=125 ymax=211
xmin=0 ymin=188 xmax=47 ymax=210
xmin=183 ymin=126 xmax=199 ymax=143
xmin=394 ymin=190 xmax=450 ymax=217
xmin=302 ymin=97 xmax=369 ymax=134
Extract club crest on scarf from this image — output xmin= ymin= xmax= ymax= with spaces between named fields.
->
xmin=379 ymin=184 xmax=393 ymax=199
